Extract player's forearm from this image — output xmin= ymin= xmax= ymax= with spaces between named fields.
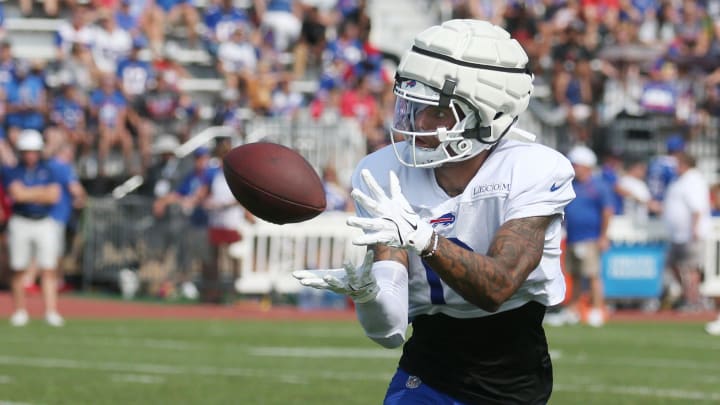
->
xmin=355 ymin=261 xmax=409 ymax=349
xmin=423 ymin=217 xmax=549 ymax=312
xmin=423 ymin=238 xmax=520 ymax=312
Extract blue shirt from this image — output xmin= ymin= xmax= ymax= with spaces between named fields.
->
xmin=2 ymin=160 xmax=59 ymax=218
xmin=176 ymin=167 xmax=216 ymax=227
xmin=48 ymin=159 xmax=77 ymax=224
xmin=90 ymin=89 xmax=127 ymax=127
xmin=6 ymin=74 xmax=45 ymax=130
xmin=155 ymin=0 xmax=188 ymax=12
xmin=564 ymin=176 xmax=614 ymax=243
xmin=115 ymin=10 xmax=139 ymax=31
xmin=324 ymin=38 xmax=364 ymax=65
xmin=640 ymin=81 xmax=677 ymax=115
xmin=0 ymin=59 xmax=15 ymax=89
xmin=267 ymin=0 xmax=292 ymax=12
xmin=116 ymin=58 xmax=153 ymax=96
xmin=646 ymin=155 xmax=677 ymax=202
xmin=203 ymin=6 xmax=248 ymax=40
xmin=51 ymin=96 xmax=84 ymax=130
xmin=601 ymin=164 xmax=623 ymax=215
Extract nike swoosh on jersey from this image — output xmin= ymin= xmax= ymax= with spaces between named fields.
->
xmin=550 ymin=183 xmax=561 ymax=192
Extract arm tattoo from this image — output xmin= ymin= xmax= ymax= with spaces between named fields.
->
xmin=424 ymin=215 xmax=557 ymax=312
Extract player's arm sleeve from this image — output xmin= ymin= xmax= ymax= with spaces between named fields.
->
xmin=354 ymin=260 xmax=409 ymax=349
xmin=350 ymin=162 xmax=409 ymax=349
xmin=505 ymin=153 xmax=576 ymax=220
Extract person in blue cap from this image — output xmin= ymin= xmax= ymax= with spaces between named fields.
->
xmin=153 ymin=145 xmax=217 ymax=299
xmin=646 ymin=134 xmax=685 ymax=207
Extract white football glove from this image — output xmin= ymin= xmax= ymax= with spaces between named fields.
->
xmin=292 ymin=250 xmax=379 ymax=303
xmin=347 ymin=169 xmax=433 ymax=254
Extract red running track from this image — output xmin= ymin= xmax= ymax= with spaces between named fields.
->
xmin=0 ymin=292 xmax=714 ymax=322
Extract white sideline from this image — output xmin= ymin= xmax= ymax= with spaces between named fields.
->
xmin=0 ymin=355 xmax=392 ymax=382
xmin=0 ymin=354 xmax=718 ymax=401
xmin=110 ymin=374 xmax=165 ymax=384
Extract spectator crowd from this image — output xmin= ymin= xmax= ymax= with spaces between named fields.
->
xmin=0 ymin=0 xmax=717 ymax=182
xmin=0 ymin=0 xmax=718 ymax=328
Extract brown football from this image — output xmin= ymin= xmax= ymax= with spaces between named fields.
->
xmin=223 ymin=142 xmax=326 ymax=224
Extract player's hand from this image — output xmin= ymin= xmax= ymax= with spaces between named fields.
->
xmin=346 ymin=169 xmax=433 ymax=254
xmin=292 ymin=250 xmax=378 ymax=303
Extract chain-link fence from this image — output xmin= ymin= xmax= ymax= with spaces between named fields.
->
xmin=81 ymin=195 xmax=231 ymax=299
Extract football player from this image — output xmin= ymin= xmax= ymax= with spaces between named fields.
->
xmin=294 ymin=19 xmax=576 ymax=404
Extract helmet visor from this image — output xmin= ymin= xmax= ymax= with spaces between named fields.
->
xmin=392 ymin=81 xmax=458 ymax=135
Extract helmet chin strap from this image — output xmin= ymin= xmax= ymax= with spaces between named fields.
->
xmin=462 ymin=115 xmax=519 ymax=145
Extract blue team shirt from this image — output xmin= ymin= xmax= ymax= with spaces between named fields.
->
xmin=203 ymin=6 xmax=248 ymax=40
xmin=2 ymin=160 xmax=59 ymax=218
xmin=0 ymin=60 xmax=15 ymax=89
xmin=325 ymin=38 xmax=364 ymax=65
xmin=115 ymin=10 xmax=139 ymax=31
xmin=155 ymin=0 xmax=188 ymax=12
xmin=116 ymin=58 xmax=153 ymax=95
xmin=48 ymin=159 xmax=77 ymax=224
xmin=267 ymin=0 xmax=292 ymax=12
xmin=564 ymin=176 xmax=614 ymax=243
xmin=646 ymin=155 xmax=677 ymax=202
xmin=90 ymin=89 xmax=127 ymax=127
xmin=176 ymin=166 xmax=218 ymax=227
xmin=6 ymin=74 xmax=45 ymax=130
xmin=601 ymin=164 xmax=623 ymax=215
xmin=51 ymin=96 xmax=84 ymax=130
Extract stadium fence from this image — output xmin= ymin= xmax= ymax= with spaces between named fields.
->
xmin=81 ymin=196 xmax=720 ymax=299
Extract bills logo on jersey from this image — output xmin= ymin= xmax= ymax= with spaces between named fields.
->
xmin=405 ymin=80 xmax=417 ymax=88
xmin=429 ymin=212 xmax=455 ymax=228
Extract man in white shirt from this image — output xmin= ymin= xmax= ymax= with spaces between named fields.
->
xmin=294 ymin=19 xmax=575 ymax=403
xmin=663 ymin=152 xmax=711 ymax=312
xmin=617 ymin=156 xmax=661 ymax=223
xmin=55 ymin=6 xmax=94 ymax=59
xmin=91 ymin=13 xmax=132 ymax=74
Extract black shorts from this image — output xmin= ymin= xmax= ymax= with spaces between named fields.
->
xmin=398 ymin=301 xmax=553 ymax=404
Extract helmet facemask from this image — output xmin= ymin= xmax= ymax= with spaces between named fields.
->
xmin=391 ymin=78 xmax=491 ymax=168
xmin=390 ymin=20 xmax=535 ymax=168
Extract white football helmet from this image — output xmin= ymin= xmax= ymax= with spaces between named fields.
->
xmin=391 ymin=19 xmax=534 ymax=168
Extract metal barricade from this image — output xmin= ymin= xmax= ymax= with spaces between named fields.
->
xmin=82 ymin=196 xmax=155 ymax=289
xmin=82 ymin=195 xmax=210 ymax=293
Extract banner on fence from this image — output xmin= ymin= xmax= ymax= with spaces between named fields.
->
xmin=601 ymin=242 xmax=666 ymax=298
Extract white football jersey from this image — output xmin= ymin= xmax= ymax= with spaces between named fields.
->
xmin=352 ymin=130 xmax=576 ymax=319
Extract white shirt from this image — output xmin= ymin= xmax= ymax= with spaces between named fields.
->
xmin=207 ymin=168 xmax=245 ymax=229
xmin=218 ymin=42 xmax=257 ymax=73
xmin=92 ymin=26 xmax=132 ymax=74
xmin=663 ymin=168 xmax=711 ymax=243
xmin=618 ymin=175 xmax=652 ymax=223
xmin=56 ymin=22 xmax=94 ymax=55
xmin=352 ymin=133 xmax=576 ymax=319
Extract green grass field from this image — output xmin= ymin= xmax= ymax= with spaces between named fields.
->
xmin=0 ymin=319 xmax=718 ymax=404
